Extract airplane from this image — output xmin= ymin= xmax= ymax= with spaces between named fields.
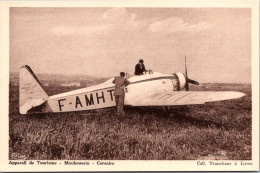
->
xmin=19 ymin=59 xmax=246 ymax=114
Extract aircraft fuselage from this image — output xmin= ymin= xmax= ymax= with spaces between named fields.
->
xmin=42 ymin=72 xmax=176 ymax=113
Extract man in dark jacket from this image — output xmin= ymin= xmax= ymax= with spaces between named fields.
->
xmin=134 ymin=59 xmax=146 ymax=75
xmin=112 ymin=72 xmax=130 ymax=116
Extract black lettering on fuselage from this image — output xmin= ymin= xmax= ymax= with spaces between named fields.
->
xmin=75 ymin=96 xmax=83 ymax=108
xmin=58 ymin=98 xmax=66 ymax=111
xmin=96 ymin=91 xmax=105 ymax=104
xmin=85 ymin=94 xmax=94 ymax=106
xmin=107 ymin=89 xmax=114 ymax=101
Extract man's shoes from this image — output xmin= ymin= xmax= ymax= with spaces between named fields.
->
xmin=117 ymin=111 xmax=125 ymax=116
xmin=120 ymin=111 xmax=126 ymax=116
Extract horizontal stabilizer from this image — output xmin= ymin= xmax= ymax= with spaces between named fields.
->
xmin=20 ymin=99 xmax=47 ymax=114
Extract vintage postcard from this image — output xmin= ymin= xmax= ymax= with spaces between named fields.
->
xmin=0 ymin=0 xmax=259 ymax=171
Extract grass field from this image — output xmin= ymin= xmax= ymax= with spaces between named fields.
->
xmin=9 ymin=83 xmax=251 ymax=160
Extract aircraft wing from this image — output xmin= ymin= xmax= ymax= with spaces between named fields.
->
xmin=128 ymin=91 xmax=246 ymax=106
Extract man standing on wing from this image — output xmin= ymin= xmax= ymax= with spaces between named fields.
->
xmin=112 ymin=72 xmax=130 ymax=116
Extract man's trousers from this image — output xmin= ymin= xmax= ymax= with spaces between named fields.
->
xmin=115 ymin=94 xmax=125 ymax=115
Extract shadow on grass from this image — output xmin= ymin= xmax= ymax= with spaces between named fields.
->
xmin=124 ymin=106 xmax=230 ymax=130
xmin=172 ymin=113 xmax=228 ymax=130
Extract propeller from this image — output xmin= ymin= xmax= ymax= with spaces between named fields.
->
xmin=184 ymin=56 xmax=199 ymax=91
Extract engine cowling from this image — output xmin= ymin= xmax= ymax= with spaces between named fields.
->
xmin=172 ymin=72 xmax=186 ymax=91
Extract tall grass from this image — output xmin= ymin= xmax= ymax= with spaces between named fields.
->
xmin=9 ymin=84 xmax=251 ymax=160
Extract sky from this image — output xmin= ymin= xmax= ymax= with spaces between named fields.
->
xmin=10 ymin=8 xmax=251 ymax=83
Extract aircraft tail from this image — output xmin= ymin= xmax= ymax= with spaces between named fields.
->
xmin=19 ymin=65 xmax=48 ymax=114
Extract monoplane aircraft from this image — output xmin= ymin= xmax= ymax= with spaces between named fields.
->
xmin=19 ymin=60 xmax=245 ymax=114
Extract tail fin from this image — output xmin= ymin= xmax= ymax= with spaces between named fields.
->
xmin=19 ymin=65 xmax=48 ymax=114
